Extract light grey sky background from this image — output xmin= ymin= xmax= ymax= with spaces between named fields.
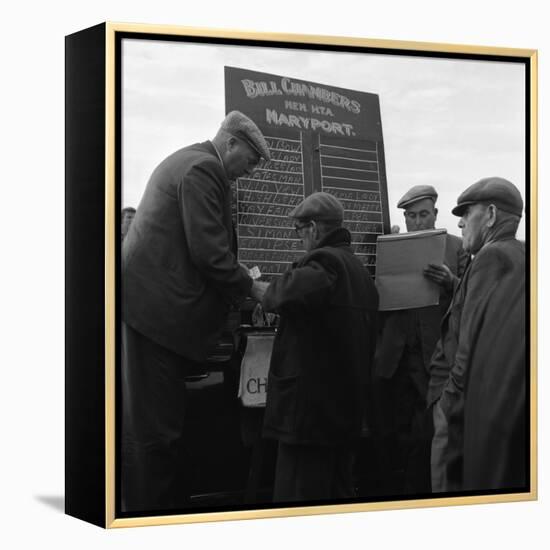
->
xmin=122 ymin=38 xmax=526 ymax=239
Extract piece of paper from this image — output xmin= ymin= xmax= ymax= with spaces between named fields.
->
xmin=249 ymin=265 xmax=262 ymax=280
xmin=375 ymin=229 xmax=447 ymax=311
xmin=238 ymin=332 xmax=274 ymax=407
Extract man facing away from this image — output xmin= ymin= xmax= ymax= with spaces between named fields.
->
xmin=121 ymin=111 xmax=269 ymax=512
xmin=428 ymin=177 xmax=526 ymax=493
xmin=255 ymin=192 xmax=379 ymax=503
xmin=373 ymin=185 xmax=467 ymax=495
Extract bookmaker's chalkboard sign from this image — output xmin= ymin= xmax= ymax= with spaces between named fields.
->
xmin=225 ymin=66 xmax=390 ymax=279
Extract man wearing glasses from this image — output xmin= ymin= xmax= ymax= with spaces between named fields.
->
xmin=257 ymin=191 xmax=379 ymax=503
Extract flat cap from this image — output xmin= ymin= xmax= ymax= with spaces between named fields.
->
xmin=397 ymin=185 xmax=438 ymax=209
xmin=289 ymin=192 xmax=344 ymax=222
xmin=221 ymin=110 xmax=271 ymax=161
xmin=452 ymin=177 xmax=523 ymax=217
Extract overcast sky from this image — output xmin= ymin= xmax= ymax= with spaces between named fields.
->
xmin=122 ymin=38 xmax=526 ymax=239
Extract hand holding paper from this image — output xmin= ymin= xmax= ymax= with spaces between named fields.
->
xmin=424 ymin=263 xmax=455 ymax=292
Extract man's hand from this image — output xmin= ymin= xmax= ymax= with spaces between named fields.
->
xmin=250 ymin=280 xmax=270 ymax=302
xmin=424 ymin=263 xmax=456 ymax=291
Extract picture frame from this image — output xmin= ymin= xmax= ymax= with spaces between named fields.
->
xmin=65 ymin=21 xmax=537 ymax=528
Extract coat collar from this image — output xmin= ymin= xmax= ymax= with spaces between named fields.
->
xmin=292 ymin=228 xmax=352 ymax=268
xmin=314 ymin=227 xmax=352 ymax=249
xmin=203 ymin=140 xmax=229 ymax=182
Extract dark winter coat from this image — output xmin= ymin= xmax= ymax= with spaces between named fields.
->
xmin=262 ymin=228 xmax=379 ymax=445
xmin=428 ymin=222 xmax=526 ymax=491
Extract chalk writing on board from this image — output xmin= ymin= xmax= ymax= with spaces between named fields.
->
xmin=226 ymin=67 xmax=391 ymax=277
xmin=237 ymin=180 xmax=303 ymax=195
xmin=249 ymin=172 xmax=303 ymax=184
xmin=265 ymin=137 xmax=302 ymax=152
xmin=236 ymin=133 xmax=306 ymax=280
xmin=239 ymin=237 xmax=302 ymax=251
xmin=239 ymin=215 xmax=296 ymax=227
xmin=238 ymin=190 xmax=302 ymax=206
xmin=239 ymin=226 xmax=297 ymax=240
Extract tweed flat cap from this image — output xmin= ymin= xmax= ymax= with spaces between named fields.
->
xmin=289 ymin=192 xmax=344 ymax=222
xmin=452 ymin=177 xmax=523 ymax=217
xmin=221 ymin=111 xmax=271 ymax=161
xmin=397 ymin=185 xmax=438 ymax=209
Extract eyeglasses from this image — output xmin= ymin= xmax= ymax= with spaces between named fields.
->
xmin=294 ymin=221 xmax=311 ymax=235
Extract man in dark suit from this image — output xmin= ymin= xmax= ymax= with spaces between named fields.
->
xmin=121 ymin=111 xmax=270 ymax=512
xmin=373 ymin=185 xmax=467 ymax=495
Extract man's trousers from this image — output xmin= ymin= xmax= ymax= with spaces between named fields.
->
xmin=121 ymin=322 xmax=190 ymax=513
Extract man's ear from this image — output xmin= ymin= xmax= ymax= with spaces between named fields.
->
xmin=434 ymin=207 xmax=438 ymax=219
xmin=486 ymin=204 xmax=497 ymax=227
xmin=226 ymin=136 xmax=237 ymax=152
xmin=310 ymin=220 xmax=319 ymax=238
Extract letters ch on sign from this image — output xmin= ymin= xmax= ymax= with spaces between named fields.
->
xmin=246 ymin=377 xmax=268 ymax=395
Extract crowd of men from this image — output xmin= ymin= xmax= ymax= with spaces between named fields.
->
xmin=121 ymin=110 xmax=527 ymax=513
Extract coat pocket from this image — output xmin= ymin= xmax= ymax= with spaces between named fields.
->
xmin=264 ymin=372 xmax=299 ymax=436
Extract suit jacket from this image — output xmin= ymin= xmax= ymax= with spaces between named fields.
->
xmin=374 ymin=233 xmax=466 ymax=393
xmin=122 ymin=141 xmax=252 ymax=362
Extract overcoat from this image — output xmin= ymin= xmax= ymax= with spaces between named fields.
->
xmin=262 ymin=228 xmax=379 ymax=445
xmin=122 ymin=141 xmax=252 ymax=361
xmin=428 ymin=227 xmax=526 ymax=491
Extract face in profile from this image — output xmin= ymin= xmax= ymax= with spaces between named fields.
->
xmin=458 ymin=203 xmax=489 ymax=254
xmin=294 ymin=221 xmax=314 ymax=252
xmin=224 ymin=138 xmax=260 ymax=181
xmin=404 ymin=198 xmax=437 ymax=232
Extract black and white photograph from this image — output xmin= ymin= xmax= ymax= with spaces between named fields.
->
xmin=5 ymin=0 xmax=549 ymax=548
xmin=117 ymin=30 xmax=532 ymax=520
